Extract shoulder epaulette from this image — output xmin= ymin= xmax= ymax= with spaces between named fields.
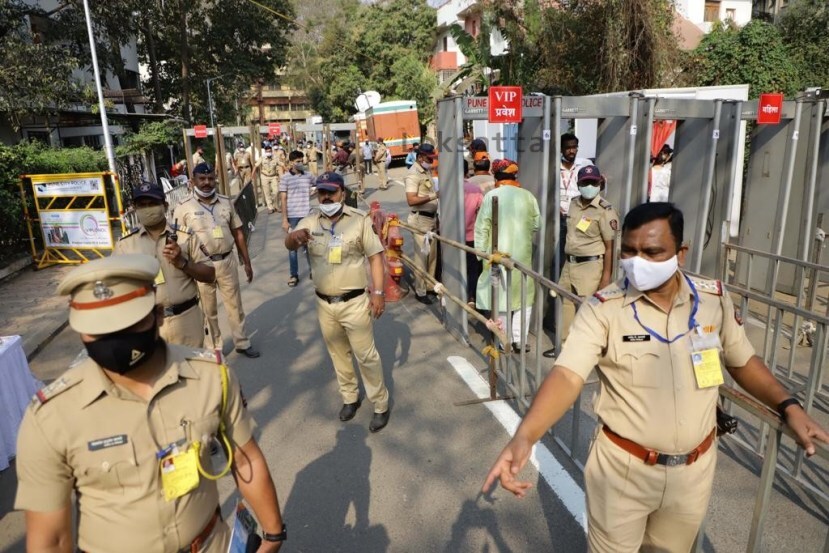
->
xmin=32 ymin=376 xmax=81 ymax=407
xmin=599 ymin=198 xmax=613 ymax=210
xmin=592 ymin=280 xmax=626 ymax=303
xmin=119 ymin=228 xmax=140 ymax=241
xmin=175 ymin=226 xmax=192 ymax=236
xmin=185 ymin=349 xmax=221 ymax=363
xmin=346 ymin=206 xmax=367 ymax=217
xmin=689 ymin=276 xmax=723 ymax=296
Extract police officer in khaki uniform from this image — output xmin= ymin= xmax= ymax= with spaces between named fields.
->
xmin=405 ymin=143 xmax=439 ymax=304
xmin=558 ymin=164 xmax=618 ymax=341
xmin=174 ymin=163 xmax=259 ymax=358
xmin=305 ymin=142 xmax=319 ymax=176
xmin=15 ymin=254 xmax=286 ymax=553
xmin=252 ymin=144 xmax=280 ymax=214
xmin=285 ymin=171 xmax=391 ymax=432
xmin=232 ymin=140 xmax=253 ymax=190
xmin=485 ymin=202 xmax=829 ymax=553
xmin=115 ymin=182 xmax=215 ymax=348
xmin=373 ymin=138 xmax=388 ymax=190
xmin=192 ymin=144 xmax=207 ymax=168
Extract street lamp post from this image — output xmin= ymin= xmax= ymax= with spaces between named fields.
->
xmin=206 ymin=74 xmax=226 ymax=128
xmin=82 ymin=0 xmax=116 ymax=175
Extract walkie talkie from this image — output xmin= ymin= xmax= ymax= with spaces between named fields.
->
xmin=167 ymin=218 xmax=179 ymax=244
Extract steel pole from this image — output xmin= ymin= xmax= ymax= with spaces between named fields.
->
xmin=207 ymin=79 xmax=215 ymax=128
xmin=82 ymin=0 xmax=116 ymax=175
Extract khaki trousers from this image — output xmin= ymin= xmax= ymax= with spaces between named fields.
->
xmin=585 ymin=430 xmax=717 ymax=553
xmin=308 ymin=161 xmax=318 ymax=176
xmin=160 ymin=304 xmax=204 ymax=348
xmin=316 ymin=293 xmax=389 ymax=412
xmin=407 ymin=213 xmax=437 ymax=297
xmin=376 ymin=161 xmax=387 ymax=189
xmin=559 ymin=258 xmax=603 ymax=340
xmin=238 ymin=167 xmax=251 ymax=187
xmin=198 ymin=254 xmax=250 ymax=350
xmin=260 ymin=175 xmax=278 ymax=210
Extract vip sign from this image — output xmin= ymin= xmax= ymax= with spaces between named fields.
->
xmin=268 ymin=123 xmax=282 ymax=136
xmin=194 ymin=125 xmax=208 ymax=138
xmin=488 ymin=86 xmax=523 ymax=123
xmin=757 ymin=93 xmax=783 ymax=125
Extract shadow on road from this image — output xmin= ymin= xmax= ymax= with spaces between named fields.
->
xmin=445 ymin=493 xmax=514 ymax=553
xmin=283 ymin=426 xmax=389 ymax=551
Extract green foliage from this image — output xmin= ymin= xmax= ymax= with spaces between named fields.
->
xmin=116 ymin=121 xmax=182 ymax=156
xmin=291 ymin=0 xmax=437 ymax=123
xmin=687 ymin=20 xmax=803 ymax=98
xmin=0 ymin=0 xmax=83 ymax=128
xmin=778 ymin=0 xmax=829 ymax=89
xmin=0 ymin=141 xmax=106 ymax=263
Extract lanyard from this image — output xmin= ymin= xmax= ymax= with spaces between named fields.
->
xmin=319 ymin=217 xmax=339 ymax=236
xmin=628 ymin=274 xmax=700 ymax=344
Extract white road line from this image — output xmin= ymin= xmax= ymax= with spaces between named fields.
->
xmin=447 ymin=355 xmax=588 ymax=532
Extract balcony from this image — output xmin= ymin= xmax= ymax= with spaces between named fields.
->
xmin=430 ymin=51 xmax=459 ymax=72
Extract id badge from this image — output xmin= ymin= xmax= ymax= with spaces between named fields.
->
xmin=155 ymin=268 xmax=166 ymax=285
xmin=576 ymin=217 xmax=592 ymax=233
xmin=328 ymin=234 xmax=343 ymax=264
xmin=212 ymin=225 xmax=224 ymax=239
xmin=689 ymin=329 xmax=724 ymax=389
xmin=160 ymin=444 xmax=200 ymax=501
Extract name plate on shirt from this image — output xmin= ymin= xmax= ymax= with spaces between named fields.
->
xmin=88 ymin=434 xmax=128 ymax=451
xmin=622 ymin=334 xmax=651 ymax=342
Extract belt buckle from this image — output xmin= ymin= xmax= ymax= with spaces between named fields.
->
xmin=661 ymin=454 xmax=688 ymax=467
xmin=163 ymin=307 xmax=175 ymax=317
xmin=330 ymin=295 xmax=344 ymax=304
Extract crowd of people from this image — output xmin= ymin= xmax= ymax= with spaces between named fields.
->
xmin=11 ymin=130 xmax=829 ymax=553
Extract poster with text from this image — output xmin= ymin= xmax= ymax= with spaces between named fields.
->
xmin=39 ymin=210 xmax=113 ymax=248
xmin=31 ymin=173 xmax=105 ymax=198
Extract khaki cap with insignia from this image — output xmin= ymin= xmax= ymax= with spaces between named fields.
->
xmin=57 ymin=254 xmax=159 ymax=335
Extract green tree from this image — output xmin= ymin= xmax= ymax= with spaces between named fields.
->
xmin=778 ymin=0 xmax=829 ymax=89
xmin=687 ymin=20 xmax=803 ymax=98
xmin=388 ymin=53 xmax=438 ymax=125
xmin=0 ymin=1 xmax=82 ymax=129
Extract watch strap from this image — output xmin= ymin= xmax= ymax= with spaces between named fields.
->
xmin=776 ymin=397 xmax=802 ymax=422
xmin=262 ymin=523 xmax=287 ymax=542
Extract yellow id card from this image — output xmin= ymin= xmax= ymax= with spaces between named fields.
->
xmin=154 ymin=268 xmax=166 ymax=285
xmin=691 ymin=349 xmax=724 ymax=389
xmin=160 ymin=445 xmax=200 ymax=501
xmin=328 ymin=234 xmax=343 ymax=264
xmin=212 ymin=226 xmax=224 ymax=239
xmin=576 ymin=217 xmax=592 ymax=233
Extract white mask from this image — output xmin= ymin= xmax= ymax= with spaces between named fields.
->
xmin=420 ymin=161 xmax=433 ymax=171
xmin=619 ymin=255 xmax=678 ymax=291
xmin=194 ymin=186 xmax=216 ymax=199
xmin=265 ymin=152 xmax=273 ymax=158
xmin=579 ymin=184 xmax=600 ymax=200
xmin=319 ymin=202 xmax=342 ymax=217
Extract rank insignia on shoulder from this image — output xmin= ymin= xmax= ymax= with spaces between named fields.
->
xmin=593 ymin=282 xmax=625 ymax=303
xmin=32 ymin=377 xmax=75 ymax=406
xmin=119 ymin=228 xmax=139 ymax=241
xmin=690 ymin=276 xmax=723 ymax=296
xmin=734 ymin=308 xmax=744 ymax=326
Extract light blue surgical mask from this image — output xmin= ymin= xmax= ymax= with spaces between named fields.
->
xmin=579 ymin=184 xmax=600 ymax=200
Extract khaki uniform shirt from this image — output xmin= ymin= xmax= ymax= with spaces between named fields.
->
xmin=256 ymin=156 xmax=280 ymax=177
xmin=233 ymin=150 xmax=251 ymax=169
xmin=174 ymin=195 xmax=242 ymax=256
xmin=114 ymin=224 xmax=208 ymax=307
xmin=192 ymin=152 xmax=206 ymax=167
xmin=15 ymin=345 xmax=255 ymax=553
xmin=296 ymin=206 xmax=384 ymax=297
xmin=275 ymin=149 xmax=288 ymax=169
xmin=373 ymin=144 xmax=387 ymax=164
xmin=556 ymin=273 xmax=755 ymax=453
xmin=405 ymin=163 xmax=438 ymax=214
xmin=565 ymin=196 xmax=619 ymax=257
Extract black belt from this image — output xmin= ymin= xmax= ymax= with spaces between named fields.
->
xmin=164 ymin=296 xmax=199 ymax=317
xmin=315 ymin=289 xmax=365 ymax=304
xmin=412 ymin=211 xmax=436 ymax=218
xmin=209 ymin=251 xmax=232 ymax=261
xmin=567 ymin=255 xmax=603 ymax=264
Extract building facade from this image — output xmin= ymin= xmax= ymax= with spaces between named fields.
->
xmin=247 ymin=82 xmax=313 ymax=126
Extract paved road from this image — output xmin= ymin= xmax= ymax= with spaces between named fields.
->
xmin=0 ymin=167 xmax=826 ymax=552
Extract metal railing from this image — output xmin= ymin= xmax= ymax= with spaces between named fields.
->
xmin=396 ymin=220 xmax=829 ymax=552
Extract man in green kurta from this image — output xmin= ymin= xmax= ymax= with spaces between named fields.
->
xmin=474 ymin=159 xmax=541 ymax=353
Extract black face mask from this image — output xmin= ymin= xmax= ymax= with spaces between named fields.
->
xmin=84 ymin=319 xmax=160 ymax=375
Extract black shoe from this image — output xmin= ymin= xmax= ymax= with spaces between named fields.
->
xmin=339 ymin=399 xmax=362 ymax=421
xmin=542 ymin=347 xmax=556 ymax=358
xmin=512 ymin=342 xmax=530 ymax=354
xmin=369 ymin=410 xmax=390 ymax=432
xmin=415 ymin=293 xmax=433 ymax=305
xmin=235 ymin=347 xmax=260 ymax=358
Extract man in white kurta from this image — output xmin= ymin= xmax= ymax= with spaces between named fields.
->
xmin=474 ymin=159 xmax=541 ymax=352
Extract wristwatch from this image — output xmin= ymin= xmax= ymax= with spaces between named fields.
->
xmin=372 ymin=290 xmax=385 ymax=296
xmin=176 ymin=258 xmax=188 ymax=270
xmin=262 ymin=523 xmax=287 ymax=543
xmin=776 ymin=397 xmax=802 ymax=422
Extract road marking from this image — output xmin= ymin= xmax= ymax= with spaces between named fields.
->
xmin=447 ymin=355 xmax=588 ymax=532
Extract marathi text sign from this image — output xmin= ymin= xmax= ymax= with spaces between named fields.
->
xmin=39 ymin=210 xmax=113 ymax=249
xmin=463 ymin=95 xmax=544 ymax=119
xmin=31 ymin=174 xmax=105 ymax=198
